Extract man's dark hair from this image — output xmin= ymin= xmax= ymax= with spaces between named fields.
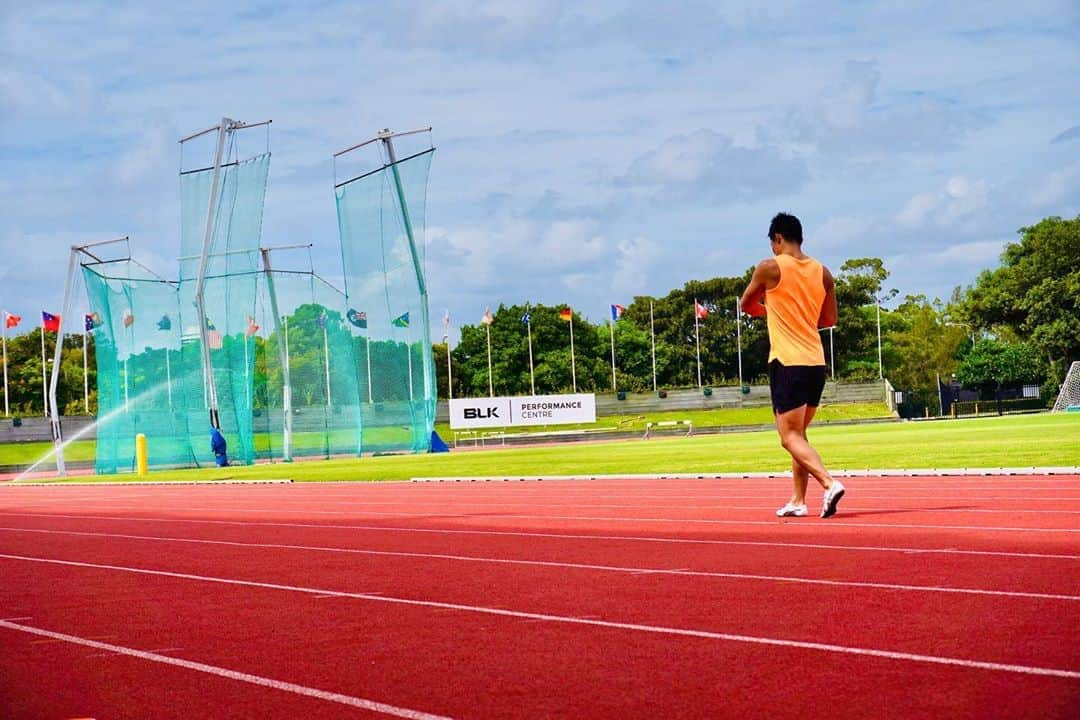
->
xmin=768 ymin=212 xmax=803 ymax=245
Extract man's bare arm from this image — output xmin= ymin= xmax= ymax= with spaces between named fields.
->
xmin=818 ymin=265 xmax=838 ymax=328
xmin=740 ymin=260 xmax=778 ymax=317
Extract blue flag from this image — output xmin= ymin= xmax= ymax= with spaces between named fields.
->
xmin=346 ymin=308 xmax=367 ymax=329
xmin=392 ymin=312 xmax=410 ymax=328
xmin=521 ymin=309 xmax=531 ymax=324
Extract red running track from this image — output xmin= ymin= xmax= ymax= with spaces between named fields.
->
xmin=0 ymin=475 xmax=1078 ymax=719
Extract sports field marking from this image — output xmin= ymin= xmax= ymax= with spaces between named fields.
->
xmin=0 ymin=620 xmax=451 ymax=720
xmin=8 ymin=497 xmax=1079 ymax=516
xmin=5 ymin=503 xmax=1077 ymax=534
xmin=1 ymin=526 xmax=1073 ymax=601
xmin=2 ymin=512 xmax=1077 ymax=560
xmin=1 ymin=553 xmax=1077 ymax=680
xmin=17 ymin=495 xmax=1076 ymax=514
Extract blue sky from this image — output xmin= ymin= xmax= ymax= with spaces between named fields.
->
xmin=1 ymin=1 xmax=1078 ymax=341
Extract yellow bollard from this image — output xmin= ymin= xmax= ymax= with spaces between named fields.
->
xmin=135 ymin=433 xmax=148 ymax=476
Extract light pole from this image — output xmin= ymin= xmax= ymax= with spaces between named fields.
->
xmin=946 ymin=321 xmax=976 ymax=345
xmin=875 ymin=296 xmax=883 ymax=380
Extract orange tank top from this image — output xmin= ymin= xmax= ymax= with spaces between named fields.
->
xmin=765 ymin=254 xmax=827 ymax=366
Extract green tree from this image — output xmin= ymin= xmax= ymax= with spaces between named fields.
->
xmin=886 ymin=295 xmax=967 ymax=410
xmin=954 ymin=339 xmax=1044 ymax=392
xmin=963 ymin=216 xmax=1080 ymax=383
xmin=833 ymin=258 xmax=897 ymax=380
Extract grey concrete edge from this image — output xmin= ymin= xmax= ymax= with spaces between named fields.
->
xmin=411 ymin=467 xmax=1080 ymax=482
xmin=2 ymin=479 xmax=294 ymax=487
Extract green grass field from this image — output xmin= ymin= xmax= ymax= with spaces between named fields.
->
xmin=0 ymin=403 xmax=894 ymax=469
xmin=11 ymin=413 xmax=1077 ymax=484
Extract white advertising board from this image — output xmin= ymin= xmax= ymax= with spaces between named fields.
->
xmin=449 ymin=394 xmax=596 ymax=429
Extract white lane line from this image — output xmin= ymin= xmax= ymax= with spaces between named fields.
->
xmin=0 ymin=620 xmax=451 ymax=719
xmin=0 ymin=554 xmax=1076 ymax=680
xmin=32 ymin=498 xmax=1079 ymax=514
xmin=3 ymin=506 xmax=1077 ymax=533
xmin=3 ymin=512 xmax=1077 ymax=560
xmin=2 ymin=527 xmax=1073 ymax=602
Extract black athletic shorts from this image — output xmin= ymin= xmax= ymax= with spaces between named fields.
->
xmin=768 ymin=359 xmax=827 ymax=414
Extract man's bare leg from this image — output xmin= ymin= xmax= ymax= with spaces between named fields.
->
xmin=788 ymin=405 xmax=816 ymax=505
xmin=775 ymin=404 xmax=836 ymax=491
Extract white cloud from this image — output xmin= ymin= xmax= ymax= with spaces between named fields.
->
xmin=619 ymin=129 xmax=808 ymax=203
xmin=611 ymin=236 xmax=661 ymax=294
xmin=1027 ymin=164 xmax=1080 ymax=208
xmin=0 ymin=1 xmax=1077 ymax=338
xmin=896 ymin=176 xmax=990 ymax=228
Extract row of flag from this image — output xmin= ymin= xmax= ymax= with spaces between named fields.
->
xmin=464 ymin=300 xmax=710 ymax=327
xmin=12 ymin=301 xmax=707 ymax=338
xmin=4 ymin=312 xmax=60 ymax=332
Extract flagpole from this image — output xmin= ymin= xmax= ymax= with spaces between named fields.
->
xmin=609 ymin=317 xmax=617 ymax=392
xmin=40 ymin=317 xmax=47 ymax=417
xmin=2 ymin=315 xmax=9 ymax=417
xmin=444 ymin=312 xmax=453 ymax=400
xmin=166 ymin=346 xmax=173 ymax=409
xmin=735 ymin=297 xmax=743 ymax=388
xmin=527 ymin=315 xmax=535 ymax=396
xmin=365 ymin=335 xmax=372 ymax=403
xmin=694 ymin=299 xmax=702 ymax=389
xmin=829 ymin=326 xmax=835 ymax=381
xmin=649 ymin=300 xmax=657 ymax=392
xmin=569 ymin=312 xmax=577 ymax=393
xmin=446 ymin=335 xmax=454 ymax=401
xmin=323 ymin=322 xmax=332 ymax=409
xmin=485 ymin=323 xmax=493 ymax=398
xmin=83 ymin=325 xmax=89 ymax=414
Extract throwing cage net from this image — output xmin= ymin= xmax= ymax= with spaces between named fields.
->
xmin=73 ymin=121 xmax=437 ymax=474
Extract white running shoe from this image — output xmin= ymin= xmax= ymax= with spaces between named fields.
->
xmin=776 ymin=502 xmax=808 ymax=517
xmin=821 ymin=481 xmax=846 ymax=518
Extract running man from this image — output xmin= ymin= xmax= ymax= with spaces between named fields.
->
xmin=740 ymin=212 xmax=845 ymax=518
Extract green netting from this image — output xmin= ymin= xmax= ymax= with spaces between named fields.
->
xmin=335 ymin=148 xmax=436 ymax=453
xmin=82 ymin=262 xmax=190 ymax=474
xmin=82 ymin=138 xmax=437 ymax=473
xmin=250 ymin=270 xmax=362 ymax=460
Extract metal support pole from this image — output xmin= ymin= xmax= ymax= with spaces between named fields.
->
xmin=379 ymin=131 xmax=433 ymax=411
xmin=259 ymin=248 xmax=292 ymax=461
xmin=193 ymin=118 xmax=232 ymax=430
xmin=876 ymin=297 xmax=883 ymax=380
xmin=49 ymin=247 xmax=80 ymax=475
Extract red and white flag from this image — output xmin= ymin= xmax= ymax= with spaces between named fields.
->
xmin=481 ymin=307 xmax=494 ymax=325
xmin=245 ymin=316 xmax=260 ymax=337
xmin=208 ymin=329 xmax=223 ymax=349
xmin=4 ymin=312 xmax=20 ymax=329
xmin=694 ymin=300 xmax=708 ymax=319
